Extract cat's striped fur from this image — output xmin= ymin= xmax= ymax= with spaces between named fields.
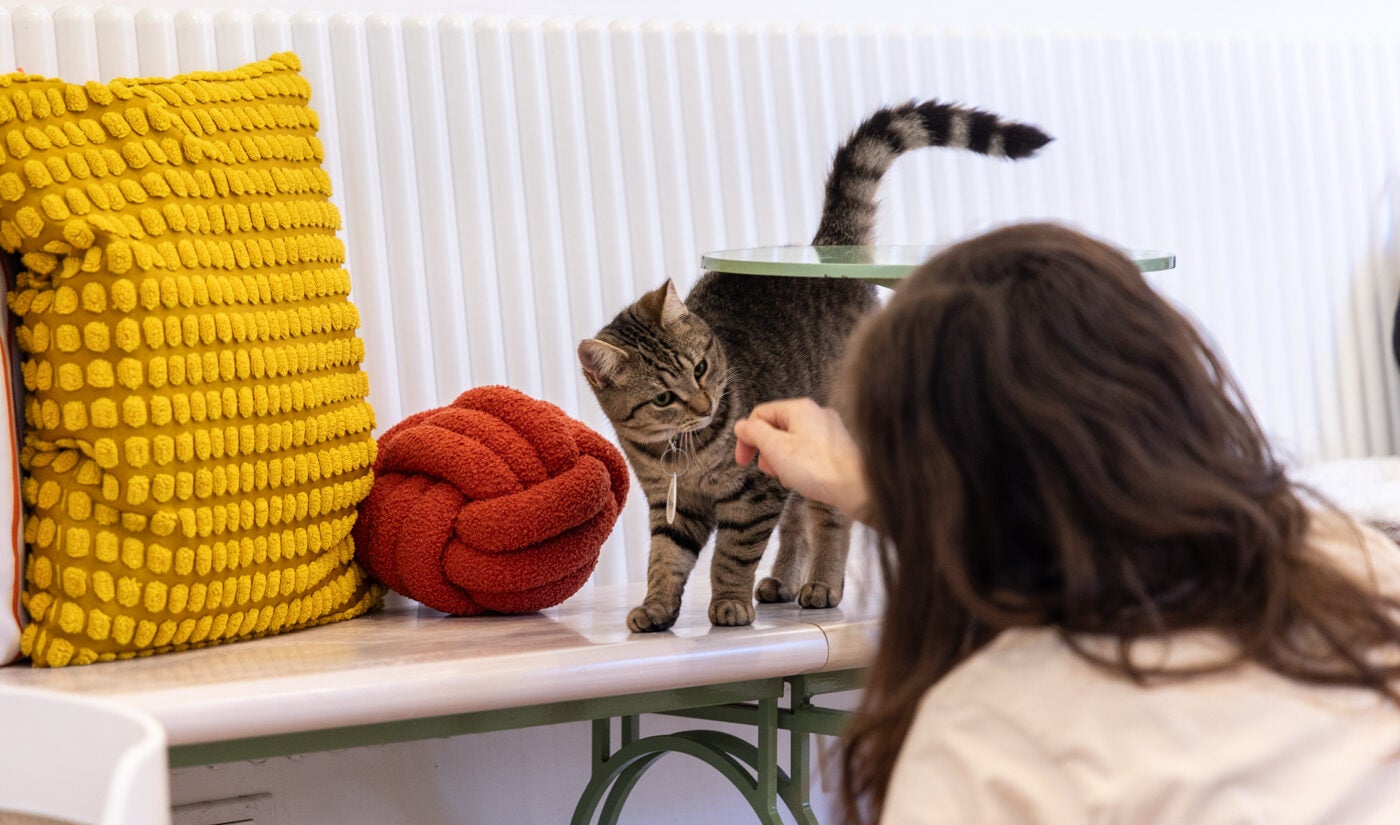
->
xmin=579 ymin=100 xmax=1052 ymax=631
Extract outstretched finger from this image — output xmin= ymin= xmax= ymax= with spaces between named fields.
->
xmin=734 ymin=417 xmax=774 ymax=466
xmin=735 ymin=423 xmax=757 ymax=466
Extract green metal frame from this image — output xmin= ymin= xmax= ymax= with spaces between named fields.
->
xmin=170 ymin=668 xmax=865 ymax=825
xmin=571 ymin=669 xmax=863 ymax=825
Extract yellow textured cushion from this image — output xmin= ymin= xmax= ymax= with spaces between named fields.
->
xmin=0 ymin=53 xmax=383 ymax=667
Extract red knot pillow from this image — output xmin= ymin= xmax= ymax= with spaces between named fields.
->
xmin=353 ymin=386 xmax=628 ymax=615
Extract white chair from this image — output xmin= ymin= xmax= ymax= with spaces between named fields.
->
xmin=0 ymin=685 xmax=170 ymax=825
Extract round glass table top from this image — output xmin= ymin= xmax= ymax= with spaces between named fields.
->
xmin=700 ymin=245 xmax=1176 ymax=280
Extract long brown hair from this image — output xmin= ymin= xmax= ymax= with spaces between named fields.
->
xmin=838 ymin=222 xmax=1400 ymax=824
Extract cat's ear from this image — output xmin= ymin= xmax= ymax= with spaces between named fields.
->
xmin=578 ymin=339 xmax=630 ymax=388
xmin=660 ymin=279 xmax=690 ymax=326
xmin=640 ymin=279 xmax=690 ymax=327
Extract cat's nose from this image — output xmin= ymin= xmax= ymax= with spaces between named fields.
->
xmin=687 ymin=392 xmax=712 ymax=415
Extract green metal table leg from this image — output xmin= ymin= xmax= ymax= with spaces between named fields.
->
xmin=755 ymin=697 xmax=779 ymax=820
xmin=571 ymin=671 xmax=862 ymax=825
xmin=573 ymin=729 xmax=786 ymax=825
xmin=598 ymin=752 xmax=663 ymax=825
xmin=785 ymin=713 xmax=818 ymax=825
xmin=592 ymin=718 xmax=612 ymax=765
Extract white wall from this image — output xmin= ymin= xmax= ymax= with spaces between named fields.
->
xmin=18 ymin=0 xmax=1400 ymax=31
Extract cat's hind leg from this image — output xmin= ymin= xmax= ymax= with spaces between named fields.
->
xmin=756 ymin=494 xmax=809 ymax=603
xmin=799 ymin=500 xmax=852 ymax=609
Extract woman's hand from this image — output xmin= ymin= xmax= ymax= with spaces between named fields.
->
xmin=734 ymin=398 xmax=870 ymax=520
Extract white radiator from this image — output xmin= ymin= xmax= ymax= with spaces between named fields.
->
xmin=3 ymin=5 xmax=1399 ymax=586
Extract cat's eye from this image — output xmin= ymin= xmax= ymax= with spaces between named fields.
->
xmin=693 ymin=359 xmax=708 ymax=379
xmin=652 ymin=391 xmax=675 ymax=407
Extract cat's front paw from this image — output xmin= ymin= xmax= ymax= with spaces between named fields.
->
xmin=798 ymin=582 xmax=843 ymax=609
xmin=755 ymin=577 xmax=795 ymax=603
xmin=709 ymin=597 xmax=756 ymax=626
xmin=627 ymin=601 xmax=679 ymax=633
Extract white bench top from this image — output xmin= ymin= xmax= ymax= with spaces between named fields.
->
xmin=0 ymin=580 xmax=881 ymax=747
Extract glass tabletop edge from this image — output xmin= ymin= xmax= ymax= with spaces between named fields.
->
xmin=701 ymin=247 xmax=1176 ymax=277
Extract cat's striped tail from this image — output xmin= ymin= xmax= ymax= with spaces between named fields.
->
xmin=812 ymin=99 xmax=1052 ymax=247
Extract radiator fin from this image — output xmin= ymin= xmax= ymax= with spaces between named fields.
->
xmin=7 ymin=9 xmax=1399 ymax=587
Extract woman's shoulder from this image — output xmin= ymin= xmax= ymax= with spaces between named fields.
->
xmin=904 ymin=612 xmax=1400 ymax=825
xmin=926 ymin=507 xmax=1400 ymax=714
xmin=1303 ymin=506 xmax=1400 ymax=595
xmin=912 ymin=504 xmax=1400 ymax=761
xmin=887 ymin=507 xmax=1400 ymax=824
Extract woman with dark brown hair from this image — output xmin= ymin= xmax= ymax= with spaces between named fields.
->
xmin=734 ymin=222 xmax=1400 ymax=824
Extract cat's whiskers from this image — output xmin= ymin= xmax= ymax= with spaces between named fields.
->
xmin=668 ymin=428 xmax=696 ymax=464
xmin=715 ymin=369 xmax=748 ymax=419
xmin=720 ymin=367 xmax=750 ymax=388
xmin=719 ymin=368 xmax=753 ymax=398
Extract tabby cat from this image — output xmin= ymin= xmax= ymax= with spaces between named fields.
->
xmin=578 ymin=100 xmax=1052 ymax=631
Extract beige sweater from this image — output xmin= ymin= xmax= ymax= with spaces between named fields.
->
xmin=883 ymin=513 xmax=1400 ymax=825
